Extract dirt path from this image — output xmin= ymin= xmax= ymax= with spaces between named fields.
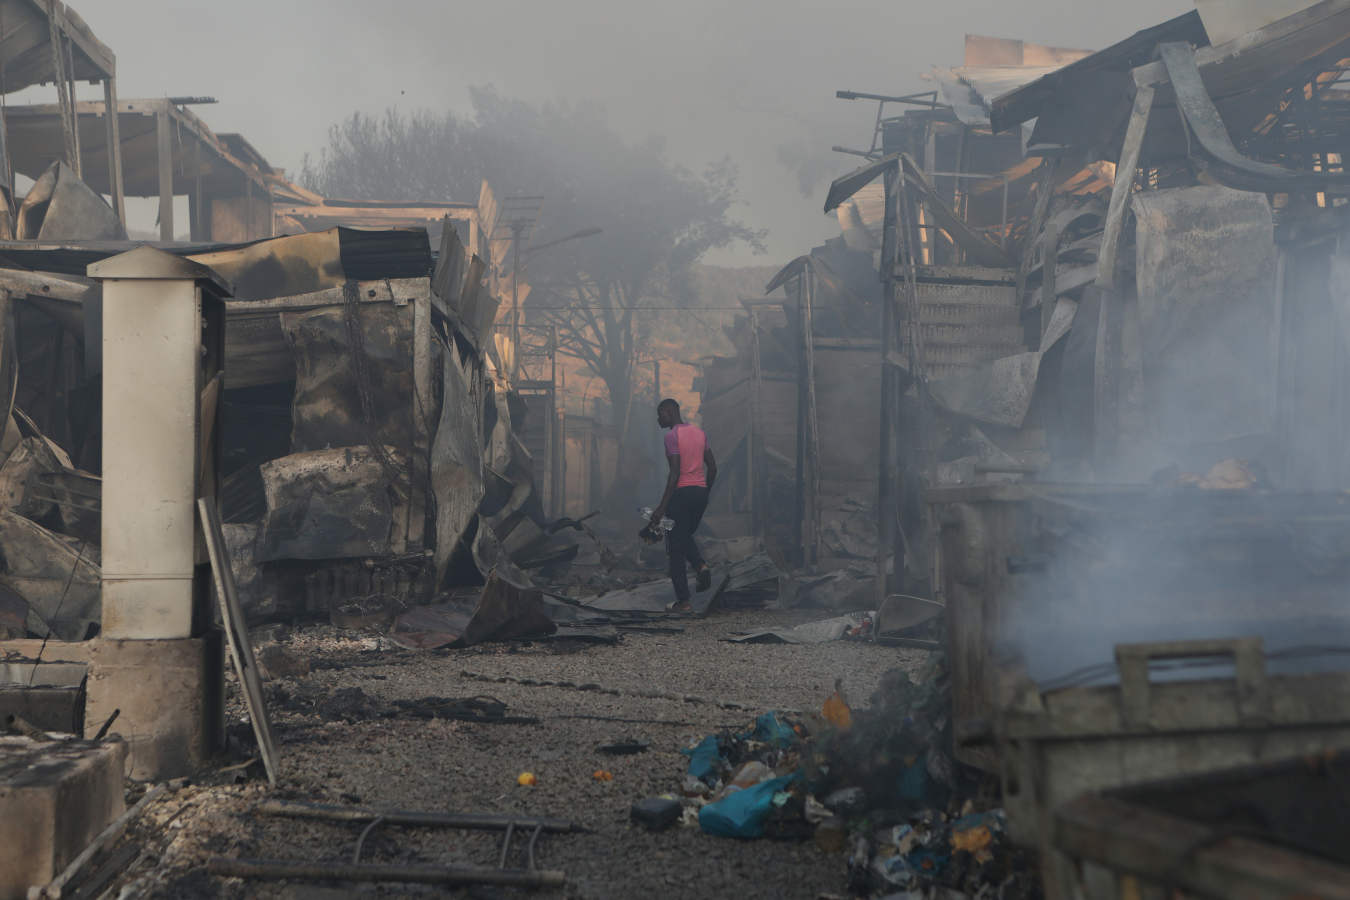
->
xmin=117 ymin=609 xmax=925 ymax=899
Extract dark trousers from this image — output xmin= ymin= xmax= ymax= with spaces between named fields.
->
xmin=666 ymin=486 xmax=709 ymax=601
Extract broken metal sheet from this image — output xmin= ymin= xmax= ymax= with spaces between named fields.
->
xmin=581 ymin=579 xmax=672 ymax=614
xmin=1132 ymin=185 xmax=1277 ymax=445
xmin=580 ymin=578 xmax=719 ymax=617
xmin=726 ymin=611 xmax=871 ymax=645
xmin=717 ymin=553 xmax=783 ymax=607
xmin=470 ymin=513 xmax=532 ymax=590
xmin=1193 ymin=0 xmax=1320 ymax=46
xmin=16 ymin=162 xmax=125 ymax=242
xmin=929 ymin=352 xmax=1040 ymax=430
xmin=784 ymin=566 xmax=877 ymax=611
xmin=877 ymin=594 xmax=944 ymax=635
xmin=203 ymin=229 xmax=316 ymax=298
xmin=256 ymin=446 xmax=410 ymax=562
xmin=389 ymin=572 xmax=556 ymax=650
xmin=281 ymin=303 xmax=415 ymax=453
xmin=0 ymin=436 xmax=67 ymax=523
xmin=222 ymin=522 xmax=273 ymax=620
xmin=819 ymin=511 xmax=880 ymax=562
xmin=431 ymin=339 xmax=486 ymax=588
xmin=934 ymin=65 xmax=1064 ymax=127
xmin=0 ymin=510 xmax=98 ymax=641
xmin=926 ymin=298 xmax=1077 ymax=429
xmin=1156 ymin=42 xmax=1350 ymax=191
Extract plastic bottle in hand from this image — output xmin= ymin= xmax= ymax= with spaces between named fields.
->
xmin=638 ymin=507 xmax=675 ymax=543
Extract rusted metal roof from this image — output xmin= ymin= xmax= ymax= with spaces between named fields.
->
xmin=989 ymin=11 xmax=1209 ymax=136
xmin=0 ymin=0 xmax=115 ymax=93
xmin=3 ymin=98 xmax=272 ymax=197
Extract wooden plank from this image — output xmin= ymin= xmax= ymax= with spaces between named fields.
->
xmin=409 ymin=283 xmax=431 ymax=551
xmin=749 ymin=308 xmax=762 ymax=539
xmin=0 ymin=637 xmax=92 ymax=662
xmin=197 ymin=496 xmax=278 ymax=785
xmin=102 ymin=77 xmax=124 ymax=227
xmin=0 ymin=267 xmax=95 ymax=303
xmin=156 ymin=107 xmax=173 ymax=241
xmin=1097 ymin=84 xmax=1153 ymax=290
xmin=811 ymin=337 xmax=882 ymax=350
xmin=912 ymin=264 xmax=1015 ymax=285
xmin=1040 ymin=222 xmax=1059 ymax=345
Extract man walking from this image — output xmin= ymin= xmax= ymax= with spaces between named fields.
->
xmin=649 ymin=398 xmax=716 ymax=612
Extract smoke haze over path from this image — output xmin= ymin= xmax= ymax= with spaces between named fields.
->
xmin=72 ymin=0 xmax=1184 ymax=262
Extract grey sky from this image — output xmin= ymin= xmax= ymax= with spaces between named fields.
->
xmin=70 ymin=0 xmax=1187 ymax=263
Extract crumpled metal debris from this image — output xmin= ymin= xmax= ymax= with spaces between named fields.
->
xmin=389 ymin=572 xmax=556 ymax=649
xmin=16 ymin=161 xmax=126 ymax=241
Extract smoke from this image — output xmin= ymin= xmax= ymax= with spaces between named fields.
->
xmin=776 ymin=140 xmax=837 ymax=198
xmin=994 ymin=185 xmax=1350 ymax=689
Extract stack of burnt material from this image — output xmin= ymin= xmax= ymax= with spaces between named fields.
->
xmin=206 ymin=223 xmax=576 ymax=621
xmin=0 ymin=165 xmax=570 ymax=638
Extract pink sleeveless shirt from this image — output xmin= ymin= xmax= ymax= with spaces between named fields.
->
xmin=663 ymin=423 xmax=708 ymax=488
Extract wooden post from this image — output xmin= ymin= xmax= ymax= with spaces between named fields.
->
xmin=803 ymin=267 xmax=822 ymax=565
xmin=1017 ymin=158 xmax=1060 ymax=309
xmin=63 ymin=35 xmax=81 ymax=179
xmin=156 ymin=105 xmax=174 ymax=241
xmin=749 ymin=308 xmax=763 ymax=540
xmin=1040 ymin=222 xmax=1059 ymax=345
xmin=878 ymin=163 xmax=900 ymax=601
xmin=1094 ymin=81 xmax=1154 ymax=467
xmin=1097 ymin=84 xmax=1154 ymax=291
xmin=793 ymin=276 xmax=807 ymax=566
xmin=103 ymin=77 xmax=125 ymax=227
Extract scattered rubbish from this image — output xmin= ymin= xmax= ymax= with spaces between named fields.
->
xmin=630 ymin=797 xmax=682 ymax=832
xmin=596 ymin=739 xmax=649 ymax=755
xmin=743 ymin=711 xmax=796 ymax=749
xmin=723 ymin=760 xmax=773 ymax=796
xmin=726 ymin=611 xmax=873 ymax=644
xmin=516 ymin=772 xmax=537 ymax=787
xmin=682 ymin=735 xmax=722 ymax=782
xmin=29 ymin=783 xmax=167 ymax=900
xmin=814 ymin=816 xmax=848 ymax=853
xmin=591 ymin=770 xmax=613 ymax=782
xmin=662 ymin=657 xmax=1039 ymax=894
xmin=823 ymin=786 xmax=867 ymax=817
xmin=699 ymin=774 xmax=799 ymax=838
xmin=821 ymin=682 xmax=853 ymax=731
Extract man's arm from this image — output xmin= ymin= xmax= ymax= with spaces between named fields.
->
xmin=652 ymin=454 xmax=680 ymax=524
xmin=704 ymin=446 xmax=717 ymax=491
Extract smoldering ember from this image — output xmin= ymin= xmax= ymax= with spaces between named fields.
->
xmin=8 ymin=2 xmax=1350 ymax=898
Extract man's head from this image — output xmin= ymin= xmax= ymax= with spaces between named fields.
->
xmin=657 ymin=398 xmax=681 ymax=429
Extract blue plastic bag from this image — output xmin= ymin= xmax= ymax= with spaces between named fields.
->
xmin=741 ymin=711 xmax=796 ymax=749
xmin=680 ymin=735 xmax=721 ymax=781
xmin=699 ymin=774 xmax=799 ymax=838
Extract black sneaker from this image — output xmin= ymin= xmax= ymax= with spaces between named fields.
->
xmin=695 ymin=566 xmax=712 ymax=592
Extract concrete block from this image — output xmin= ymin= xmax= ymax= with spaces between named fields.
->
xmin=85 ymin=634 xmax=223 ymax=780
xmin=0 ymin=736 xmax=126 ymax=900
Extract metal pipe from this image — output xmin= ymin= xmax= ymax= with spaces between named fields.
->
xmin=206 ymin=859 xmax=567 ymax=889
xmin=256 ymin=799 xmax=582 ymax=833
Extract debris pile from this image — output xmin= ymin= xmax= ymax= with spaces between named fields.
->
xmin=650 ymin=655 xmax=1038 ymax=898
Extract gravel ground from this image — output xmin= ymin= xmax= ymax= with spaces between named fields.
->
xmin=108 ymin=608 xmax=927 ymax=900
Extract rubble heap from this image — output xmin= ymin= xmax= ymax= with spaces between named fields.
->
xmin=660 ymin=655 xmax=1039 ymax=899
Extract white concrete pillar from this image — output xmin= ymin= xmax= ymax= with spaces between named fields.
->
xmin=85 ymin=246 xmax=230 ymax=779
